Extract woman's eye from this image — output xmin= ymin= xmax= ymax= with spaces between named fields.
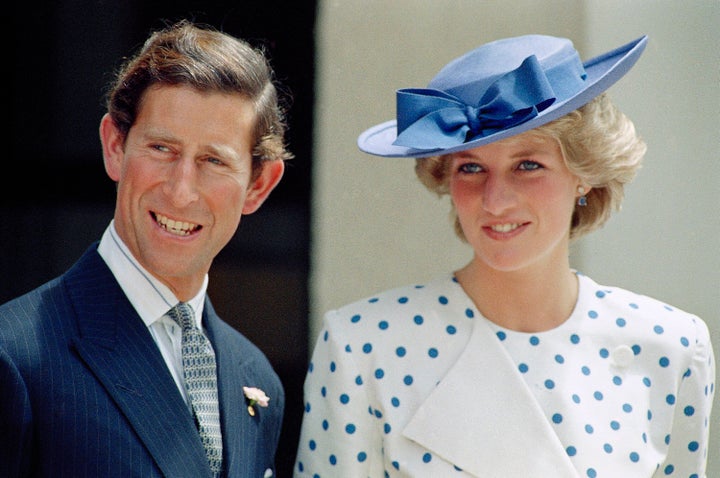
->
xmin=458 ymin=162 xmax=482 ymax=174
xmin=518 ymin=160 xmax=542 ymax=171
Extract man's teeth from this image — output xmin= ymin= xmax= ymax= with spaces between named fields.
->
xmin=491 ymin=223 xmax=520 ymax=233
xmin=155 ymin=214 xmax=198 ymax=236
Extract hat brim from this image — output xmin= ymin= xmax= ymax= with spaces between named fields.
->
xmin=358 ymin=35 xmax=648 ymax=158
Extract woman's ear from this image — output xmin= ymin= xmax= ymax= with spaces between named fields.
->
xmin=242 ymin=159 xmax=285 ymax=214
xmin=99 ymin=113 xmax=124 ymax=182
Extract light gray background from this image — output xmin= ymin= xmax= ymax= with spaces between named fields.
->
xmin=311 ymin=0 xmax=719 ymax=473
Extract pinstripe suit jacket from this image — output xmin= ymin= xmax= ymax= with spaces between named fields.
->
xmin=0 ymin=243 xmax=285 ymax=477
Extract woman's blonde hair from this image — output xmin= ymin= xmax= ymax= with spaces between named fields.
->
xmin=414 ymin=93 xmax=646 ymax=242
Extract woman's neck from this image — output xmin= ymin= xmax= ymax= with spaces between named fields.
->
xmin=455 ymin=257 xmax=578 ymax=333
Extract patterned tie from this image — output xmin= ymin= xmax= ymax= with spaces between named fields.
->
xmin=168 ymin=302 xmax=223 ymax=476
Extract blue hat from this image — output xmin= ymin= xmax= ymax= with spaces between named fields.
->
xmin=358 ymin=34 xmax=648 ymax=158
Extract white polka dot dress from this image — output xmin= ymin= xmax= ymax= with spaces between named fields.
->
xmin=294 ymin=273 xmax=715 ymax=477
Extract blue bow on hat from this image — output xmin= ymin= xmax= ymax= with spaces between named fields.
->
xmin=358 ymin=34 xmax=648 ymax=158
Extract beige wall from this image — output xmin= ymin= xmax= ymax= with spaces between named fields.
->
xmin=311 ymin=0 xmax=719 ymax=474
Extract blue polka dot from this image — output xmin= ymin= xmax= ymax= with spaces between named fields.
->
xmin=684 ymin=405 xmax=695 ymax=416
xmin=545 ymin=379 xmax=555 ymax=389
xmin=438 ymin=296 xmax=448 ymax=305
xmin=593 ymin=391 xmax=603 ymax=400
xmin=663 ymin=464 xmax=674 ymax=474
xmin=529 ymin=336 xmax=540 ymax=346
xmin=664 ymin=434 xmax=670 ymax=445
xmin=616 ymin=318 xmax=626 ymax=327
xmin=659 ymin=357 xmax=670 ymax=367
xmin=339 ymin=394 xmax=349 ymax=404
xmin=368 ymin=298 xmax=378 ymax=303
xmin=603 ymin=443 xmax=613 ymax=453
xmin=666 ymin=394 xmax=676 ymax=405
xmin=585 ymin=424 xmax=594 ymax=434
xmin=497 ymin=331 xmax=507 ymax=341
xmin=422 ymin=453 xmax=432 ymax=463
xmin=465 ymin=308 xmax=474 ymax=318
xmin=351 ymin=314 xmax=361 ymax=323
xmin=588 ymin=310 xmax=599 ymax=318
xmin=403 ymin=375 xmax=413 ymax=385
xmin=623 ymin=403 xmax=633 ymax=413
xmin=321 ymin=386 xmax=327 ymax=397
xmin=329 ymin=454 xmax=337 ymax=465
xmin=613 ymin=376 xmax=622 ymax=385
xmin=357 ymin=452 xmax=367 ymax=462
xmin=345 ymin=424 xmax=356 ymax=434
xmin=322 ymin=420 xmax=329 ymax=430
xmin=599 ymin=348 xmax=609 ymax=358
xmin=570 ymin=334 xmax=580 ymax=344
xmin=413 ymin=315 xmax=424 ymax=325
xmin=355 ymin=375 xmax=363 ymax=385
xmin=304 ymin=402 xmax=311 ymax=412
xmin=582 ymin=366 xmax=591 ymax=375
xmin=680 ymin=337 xmax=689 ymax=347
xmin=391 ymin=397 xmax=400 ymax=407
xmin=643 ymin=377 xmax=651 ymax=387
xmin=446 ymin=325 xmax=457 ymax=335
xmin=629 ymin=452 xmax=639 ymax=462
xmin=398 ymin=297 xmax=408 ymax=304
xmin=587 ymin=469 xmax=597 ymax=478
xmin=572 ymin=394 xmax=581 ymax=404
xmin=629 ymin=303 xmax=639 ymax=309
xmin=595 ymin=290 xmax=606 ymax=298
xmin=375 ymin=369 xmax=384 ymax=379
xmin=308 ymin=362 xmax=314 ymax=373
xmin=396 ymin=346 xmax=406 ymax=357
xmin=378 ymin=321 xmax=388 ymax=330
xmin=392 ymin=461 xmax=400 ymax=470
xmin=552 ymin=413 xmax=563 ymax=423
xmin=309 ymin=439 xmax=316 ymax=450
xmin=688 ymin=441 xmax=699 ymax=452
xmin=555 ymin=354 xmax=565 ymax=364
xmin=567 ymin=446 xmax=577 ymax=456
xmin=610 ymin=420 xmax=620 ymax=430
xmin=362 ymin=343 xmax=372 ymax=353
xmin=384 ymin=423 xmax=391 ymax=434
xmin=518 ymin=363 xmax=529 ymax=373
xmin=344 ymin=344 xmax=352 ymax=352
xmin=632 ymin=344 xmax=641 ymax=355
xmin=330 ymin=362 xmax=336 ymax=372
xmin=428 ymin=348 xmax=439 ymax=358
xmin=654 ymin=325 xmax=664 ymax=334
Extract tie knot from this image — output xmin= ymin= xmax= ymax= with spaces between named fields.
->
xmin=168 ymin=302 xmax=196 ymax=331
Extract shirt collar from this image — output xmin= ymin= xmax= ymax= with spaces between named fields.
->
xmin=97 ymin=220 xmax=208 ymax=328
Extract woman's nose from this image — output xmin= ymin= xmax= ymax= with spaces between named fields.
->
xmin=482 ymin=174 xmax=516 ymax=215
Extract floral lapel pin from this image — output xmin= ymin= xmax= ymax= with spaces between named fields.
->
xmin=243 ymin=386 xmax=270 ymax=417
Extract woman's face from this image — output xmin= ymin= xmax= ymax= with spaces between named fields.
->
xmin=449 ymin=133 xmax=585 ymax=274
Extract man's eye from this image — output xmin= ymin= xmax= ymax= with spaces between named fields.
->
xmin=153 ymin=144 xmax=171 ymax=153
xmin=207 ymin=157 xmax=225 ymax=166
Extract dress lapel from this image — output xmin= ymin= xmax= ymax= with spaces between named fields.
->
xmin=402 ymin=317 xmax=580 ymax=478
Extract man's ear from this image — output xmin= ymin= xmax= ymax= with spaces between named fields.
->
xmin=99 ymin=113 xmax=124 ymax=182
xmin=242 ymin=160 xmax=285 ymax=214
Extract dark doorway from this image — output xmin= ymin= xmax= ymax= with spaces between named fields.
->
xmin=8 ymin=2 xmax=314 ymax=475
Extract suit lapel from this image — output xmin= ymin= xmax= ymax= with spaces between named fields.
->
xmin=66 ymin=247 xmax=211 ymax=478
xmin=402 ymin=317 xmax=580 ymax=478
xmin=204 ymin=302 xmax=258 ymax=477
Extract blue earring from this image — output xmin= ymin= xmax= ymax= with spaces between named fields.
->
xmin=577 ymin=186 xmax=588 ymax=206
